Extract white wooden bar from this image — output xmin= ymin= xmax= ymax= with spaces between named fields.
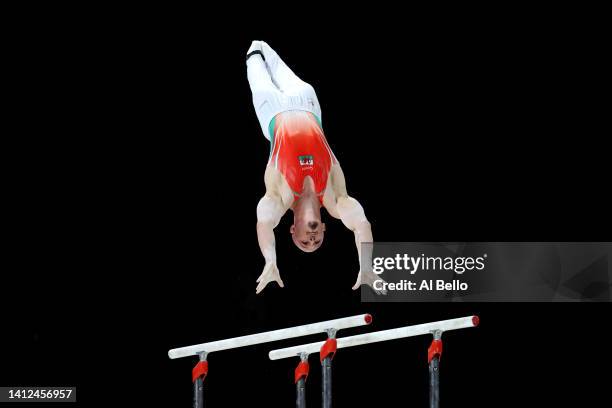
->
xmin=168 ymin=314 xmax=372 ymax=359
xmin=269 ymin=315 xmax=478 ymax=360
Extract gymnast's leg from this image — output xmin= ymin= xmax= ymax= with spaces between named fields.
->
xmin=252 ymin=41 xmax=322 ymax=122
xmin=246 ymin=41 xmax=283 ymax=140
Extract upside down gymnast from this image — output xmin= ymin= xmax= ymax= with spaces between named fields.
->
xmin=246 ymin=41 xmax=385 ymax=295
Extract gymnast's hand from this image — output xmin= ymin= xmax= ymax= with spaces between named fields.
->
xmin=352 ymin=270 xmax=388 ymax=295
xmin=256 ymin=261 xmax=285 ymax=294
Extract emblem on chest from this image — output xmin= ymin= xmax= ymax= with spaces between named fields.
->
xmin=298 ymin=155 xmax=314 ymax=168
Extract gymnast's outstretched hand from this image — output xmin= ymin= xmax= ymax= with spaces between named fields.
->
xmin=256 ymin=261 xmax=284 ymax=294
xmin=352 ymin=270 xmax=388 ymax=295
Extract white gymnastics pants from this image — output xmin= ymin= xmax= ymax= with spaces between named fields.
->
xmin=246 ymin=40 xmax=322 ymax=140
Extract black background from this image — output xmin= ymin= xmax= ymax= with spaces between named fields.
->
xmin=2 ymin=8 xmax=610 ymax=407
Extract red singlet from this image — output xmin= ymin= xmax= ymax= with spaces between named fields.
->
xmin=268 ymin=111 xmax=338 ymax=203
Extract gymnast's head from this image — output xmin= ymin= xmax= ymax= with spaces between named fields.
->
xmin=290 ymin=176 xmax=326 ymax=252
xmin=290 ymin=218 xmax=326 ymax=252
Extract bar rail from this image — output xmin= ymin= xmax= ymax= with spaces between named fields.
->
xmin=269 ymin=315 xmax=479 ymax=360
xmin=168 ymin=314 xmax=373 ymax=359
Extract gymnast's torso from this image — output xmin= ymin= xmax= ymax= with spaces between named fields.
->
xmin=265 ymin=110 xmax=344 ymax=215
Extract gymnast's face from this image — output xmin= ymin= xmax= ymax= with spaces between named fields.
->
xmin=290 ymin=219 xmax=326 ymax=252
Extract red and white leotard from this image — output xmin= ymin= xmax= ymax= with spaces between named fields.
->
xmin=268 ymin=111 xmax=338 ymax=203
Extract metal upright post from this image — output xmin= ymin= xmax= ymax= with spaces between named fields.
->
xmin=192 ymin=352 xmax=208 ymax=408
xmin=295 ymin=353 xmax=309 ymax=408
xmin=321 ymin=329 xmax=337 ymax=408
xmin=322 ymin=357 xmax=332 ymax=408
xmin=428 ymin=330 xmax=443 ymax=408
xmin=296 ymin=376 xmax=307 ymax=408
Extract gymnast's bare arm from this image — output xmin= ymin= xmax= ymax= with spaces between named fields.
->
xmin=323 ymin=164 xmax=387 ymax=294
xmin=255 ymin=166 xmax=294 ymax=294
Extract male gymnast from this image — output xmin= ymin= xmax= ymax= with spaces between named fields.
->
xmin=246 ymin=41 xmax=384 ymax=295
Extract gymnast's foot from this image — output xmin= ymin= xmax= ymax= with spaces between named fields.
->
xmin=246 ymin=40 xmax=265 ymax=61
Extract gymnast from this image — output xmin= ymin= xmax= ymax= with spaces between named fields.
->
xmin=246 ymin=41 xmax=385 ymax=295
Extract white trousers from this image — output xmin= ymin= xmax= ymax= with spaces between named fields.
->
xmin=246 ymin=41 xmax=322 ymax=140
